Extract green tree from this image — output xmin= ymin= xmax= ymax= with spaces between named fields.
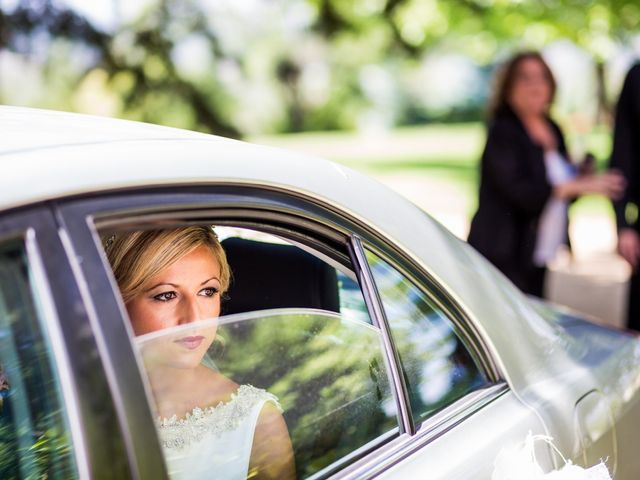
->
xmin=1 ymin=0 xmax=638 ymax=134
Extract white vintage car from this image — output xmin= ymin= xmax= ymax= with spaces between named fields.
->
xmin=0 ymin=106 xmax=638 ymax=479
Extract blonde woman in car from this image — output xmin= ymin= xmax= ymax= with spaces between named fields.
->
xmin=104 ymin=226 xmax=295 ymax=480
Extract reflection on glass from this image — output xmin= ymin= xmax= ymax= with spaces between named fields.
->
xmin=0 ymin=240 xmax=77 ymax=479
xmin=103 ymin=226 xmax=397 ymax=479
xmin=365 ymin=250 xmax=488 ymax=423
xmin=337 ymin=270 xmax=372 ymax=325
xmin=136 ymin=309 xmax=397 ymax=480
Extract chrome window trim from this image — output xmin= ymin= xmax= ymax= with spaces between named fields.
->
xmin=57 ymin=184 xmax=506 ymax=477
xmin=85 ymin=184 xmax=503 ymax=382
xmin=357 ymin=242 xmax=500 ymax=383
xmin=91 ymin=205 xmax=408 ymax=472
xmin=59 ymin=189 xmax=410 ymax=477
xmin=306 ymin=429 xmax=399 ymax=480
xmin=24 ymin=178 xmax=489 ymax=370
xmin=25 ymin=228 xmax=91 ymax=479
xmin=333 ymin=383 xmax=509 ymax=480
xmin=58 ymin=227 xmax=142 ymax=479
xmin=349 ymin=235 xmax=414 ymax=435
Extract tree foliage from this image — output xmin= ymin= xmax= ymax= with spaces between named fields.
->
xmin=0 ymin=0 xmax=638 ymax=135
xmin=1 ymin=0 xmax=240 ymax=136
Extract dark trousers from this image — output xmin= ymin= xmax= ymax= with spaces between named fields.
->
xmin=628 ymin=269 xmax=640 ymax=331
xmin=526 ymin=266 xmax=547 ymax=299
xmin=511 ymin=264 xmax=546 ymax=298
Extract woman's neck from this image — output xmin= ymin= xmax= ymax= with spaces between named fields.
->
xmin=515 ymin=108 xmax=546 ymax=124
xmin=516 ymin=111 xmax=557 ymax=152
xmin=145 ymin=364 xmax=235 ymax=419
xmin=146 ymin=365 xmax=206 ymax=416
xmin=146 ymin=364 xmax=201 ymax=391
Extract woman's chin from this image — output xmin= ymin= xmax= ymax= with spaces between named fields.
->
xmin=143 ymin=348 xmax=207 ymax=371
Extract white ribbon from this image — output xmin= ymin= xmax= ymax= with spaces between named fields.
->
xmin=492 ymin=433 xmax=612 ymax=480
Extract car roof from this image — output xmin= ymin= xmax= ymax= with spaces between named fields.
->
xmin=0 ymin=105 xmax=212 ymax=155
xmin=1 ymin=106 xmax=576 ymax=399
xmin=0 ymin=105 xmax=370 ymax=212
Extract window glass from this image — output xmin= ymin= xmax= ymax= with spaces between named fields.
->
xmin=337 ymin=270 xmax=371 ymax=325
xmin=365 ymin=249 xmax=489 ymax=423
xmin=138 ymin=311 xmax=396 ymax=479
xmin=0 ymin=239 xmax=78 ymax=479
xmin=102 ymin=226 xmax=397 ymax=479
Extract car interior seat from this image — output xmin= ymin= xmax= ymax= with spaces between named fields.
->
xmin=220 ymin=236 xmax=340 ymax=315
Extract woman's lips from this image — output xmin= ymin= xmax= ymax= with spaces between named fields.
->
xmin=174 ymin=335 xmax=205 ymax=350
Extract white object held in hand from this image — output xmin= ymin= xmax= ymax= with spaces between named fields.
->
xmin=492 ymin=433 xmax=612 ymax=480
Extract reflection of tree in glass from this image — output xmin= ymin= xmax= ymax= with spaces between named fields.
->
xmin=0 ymin=245 xmax=76 ymax=479
xmin=213 ymin=311 xmax=397 ymax=478
xmin=366 ymin=251 xmax=488 ymax=423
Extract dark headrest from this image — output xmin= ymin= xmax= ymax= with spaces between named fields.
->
xmin=221 ymin=237 xmax=340 ymax=316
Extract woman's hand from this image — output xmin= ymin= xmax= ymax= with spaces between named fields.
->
xmin=553 ymin=170 xmax=626 ymax=200
xmin=618 ymin=228 xmax=640 ymax=271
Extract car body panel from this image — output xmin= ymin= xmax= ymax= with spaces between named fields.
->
xmin=376 ymin=392 xmax=551 ymax=479
xmin=530 ymin=300 xmax=640 ymax=477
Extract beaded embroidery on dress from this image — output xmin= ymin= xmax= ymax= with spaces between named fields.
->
xmin=156 ymin=384 xmax=282 ymax=480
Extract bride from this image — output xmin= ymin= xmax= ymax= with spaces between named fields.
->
xmin=104 ymin=226 xmax=296 ymax=480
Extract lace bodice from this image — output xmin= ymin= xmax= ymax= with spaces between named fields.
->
xmin=156 ymin=385 xmax=281 ymax=480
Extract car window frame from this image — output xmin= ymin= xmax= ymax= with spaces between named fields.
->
xmin=338 ymin=236 xmax=509 ymax=479
xmin=0 ymin=204 xmax=132 ymax=479
xmin=357 ymin=239 xmax=502 ymax=385
xmin=57 ymin=186 xmax=411 ymax=477
xmin=55 ymin=184 xmax=507 ymax=479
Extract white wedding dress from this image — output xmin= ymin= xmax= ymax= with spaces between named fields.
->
xmin=156 ymin=384 xmax=281 ymax=480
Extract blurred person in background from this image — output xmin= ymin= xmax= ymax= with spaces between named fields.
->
xmin=468 ymin=52 xmax=624 ymax=297
xmin=610 ymin=62 xmax=640 ymax=331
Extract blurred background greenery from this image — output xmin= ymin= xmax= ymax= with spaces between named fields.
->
xmin=1 ymin=0 xmax=638 ymax=228
xmin=1 ymin=0 xmax=637 ymax=323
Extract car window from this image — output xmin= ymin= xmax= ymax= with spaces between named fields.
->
xmin=101 ymin=225 xmax=398 ymax=479
xmin=364 ymin=249 xmax=489 ymax=424
xmin=0 ymin=239 xmax=78 ymax=479
xmin=218 ymin=227 xmax=371 ymax=326
xmin=137 ymin=310 xmax=396 ymax=479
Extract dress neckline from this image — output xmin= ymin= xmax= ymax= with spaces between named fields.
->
xmin=156 ymin=384 xmax=281 ymax=450
xmin=157 ymin=384 xmax=259 ymax=425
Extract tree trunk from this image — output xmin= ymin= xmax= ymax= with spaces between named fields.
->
xmin=595 ymin=60 xmax=611 ymax=126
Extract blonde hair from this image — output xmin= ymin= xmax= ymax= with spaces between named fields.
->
xmin=103 ymin=226 xmax=230 ymax=303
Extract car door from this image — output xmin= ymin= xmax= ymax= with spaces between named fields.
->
xmin=0 ymin=206 xmax=132 ymax=478
xmin=349 ymin=241 xmax=553 ymax=478
xmin=57 ymin=185 xmax=550 ymax=479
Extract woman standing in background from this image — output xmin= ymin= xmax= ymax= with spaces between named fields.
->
xmin=468 ymin=52 xmax=624 ymax=297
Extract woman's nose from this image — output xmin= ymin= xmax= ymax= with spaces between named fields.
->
xmin=179 ymin=297 xmax=202 ymax=324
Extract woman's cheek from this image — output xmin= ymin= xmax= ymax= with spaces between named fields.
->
xmin=201 ymin=297 xmax=221 ymax=319
xmin=130 ymin=301 xmax=174 ymax=335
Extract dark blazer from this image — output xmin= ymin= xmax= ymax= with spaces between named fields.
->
xmin=467 ymin=107 xmax=570 ymax=295
xmin=610 ymin=63 xmax=640 ymax=231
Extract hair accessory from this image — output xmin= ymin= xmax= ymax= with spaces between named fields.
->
xmin=104 ymin=234 xmax=116 ymax=250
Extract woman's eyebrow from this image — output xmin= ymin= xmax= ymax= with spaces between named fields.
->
xmin=201 ymin=276 xmax=220 ymax=285
xmin=145 ymin=283 xmax=178 ymax=292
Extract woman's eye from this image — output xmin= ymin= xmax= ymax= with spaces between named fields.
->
xmin=153 ymin=291 xmax=176 ymax=302
xmin=200 ymin=287 xmax=219 ymax=297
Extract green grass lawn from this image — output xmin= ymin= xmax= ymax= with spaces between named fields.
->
xmin=251 ymin=122 xmax=616 ymax=220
